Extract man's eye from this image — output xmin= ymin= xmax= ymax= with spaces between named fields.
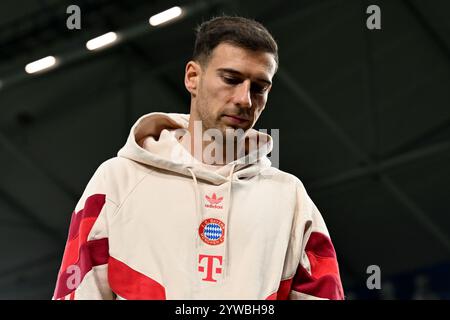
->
xmin=251 ymin=84 xmax=267 ymax=95
xmin=223 ymin=77 xmax=241 ymax=85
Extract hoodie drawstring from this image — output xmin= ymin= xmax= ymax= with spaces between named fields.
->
xmin=187 ymin=168 xmax=202 ymax=248
xmin=224 ymin=163 xmax=236 ymax=278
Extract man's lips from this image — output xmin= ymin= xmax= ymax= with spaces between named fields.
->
xmin=223 ymin=115 xmax=249 ymax=124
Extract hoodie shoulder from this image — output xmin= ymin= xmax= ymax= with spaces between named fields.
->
xmin=96 ymin=157 xmax=153 ymax=208
xmin=260 ymin=166 xmax=313 ymax=206
xmin=260 ymin=166 xmax=305 ymax=189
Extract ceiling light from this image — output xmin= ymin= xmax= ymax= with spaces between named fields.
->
xmin=86 ymin=32 xmax=118 ymax=51
xmin=25 ymin=56 xmax=57 ymax=74
xmin=149 ymin=6 xmax=182 ymax=26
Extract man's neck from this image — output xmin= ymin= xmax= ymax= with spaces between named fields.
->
xmin=181 ymin=124 xmax=247 ymax=166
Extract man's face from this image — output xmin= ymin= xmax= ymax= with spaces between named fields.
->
xmin=186 ymin=42 xmax=277 ymax=134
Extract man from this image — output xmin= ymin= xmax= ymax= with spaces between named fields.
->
xmin=53 ymin=16 xmax=344 ymax=300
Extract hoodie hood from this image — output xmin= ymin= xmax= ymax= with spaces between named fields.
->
xmin=118 ymin=112 xmax=273 ymax=185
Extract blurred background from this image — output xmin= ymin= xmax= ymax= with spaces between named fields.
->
xmin=0 ymin=0 xmax=449 ymax=299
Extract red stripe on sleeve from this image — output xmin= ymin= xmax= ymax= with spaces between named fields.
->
xmin=53 ymin=194 xmax=109 ymax=300
xmin=108 ymin=256 xmax=166 ymax=300
xmin=291 ymin=232 xmax=344 ymax=300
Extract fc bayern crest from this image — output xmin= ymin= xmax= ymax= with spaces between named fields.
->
xmin=198 ymin=218 xmax=225 ymax=245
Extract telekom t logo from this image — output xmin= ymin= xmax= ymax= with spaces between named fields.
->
xmin=198 ymin=254 xmax=223 ymax=282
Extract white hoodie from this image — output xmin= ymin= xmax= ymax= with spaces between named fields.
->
xmin=53 ymin=112 xmax=344 ymax=300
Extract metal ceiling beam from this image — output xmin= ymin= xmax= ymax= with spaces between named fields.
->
xmin=380 ymin=176 xmax=450 ymax=255
xmin=310 ymin=139 xmax=450 ymax=190
xmin=277 ymin=67 xmax=450 ymax=254
xmin=278 ymin=68 xmax=369 ymax=163
xmin=382 ymin=117 xmax=450 ymax=159
xmin=403 ymin=0 xmax=450 ymax=62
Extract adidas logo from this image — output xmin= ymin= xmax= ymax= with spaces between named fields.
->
xmin=205 ymin=193 xmax=223 ymax=209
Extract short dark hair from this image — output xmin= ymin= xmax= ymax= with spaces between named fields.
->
xmin=193 ymin=16 xmax=278 ymax=69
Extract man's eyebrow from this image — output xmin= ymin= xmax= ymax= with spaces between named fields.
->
xmin=217 ymin=68 xmax=272 ymax=86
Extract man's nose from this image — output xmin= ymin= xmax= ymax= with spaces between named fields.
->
xmin=233 ymin=80 xmax=252 ymax=108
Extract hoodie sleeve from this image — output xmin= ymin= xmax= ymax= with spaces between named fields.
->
xmin=288 ymin=183 xmax=345 ymax=300
xmin=52 ymin=161 xmax=118 ymax=300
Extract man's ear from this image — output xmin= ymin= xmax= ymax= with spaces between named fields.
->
xmin=184 ymin=61 xmax=202 ymax=97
